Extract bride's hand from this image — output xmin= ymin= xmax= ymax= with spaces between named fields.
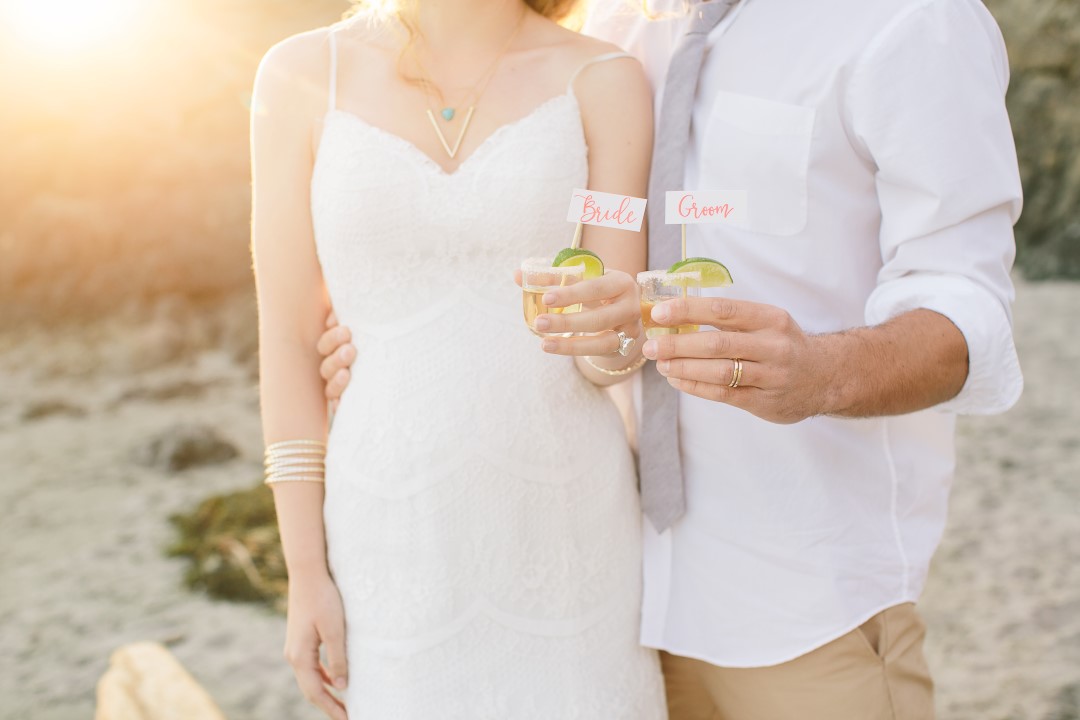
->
xmin=284 ymin=573 xmax=349 ymax=720
xmin=531 ymin=269 xmax=643 ymax=356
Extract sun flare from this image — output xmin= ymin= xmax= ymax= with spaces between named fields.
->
xmin=3 ymin=0 xmax=141 ymax=53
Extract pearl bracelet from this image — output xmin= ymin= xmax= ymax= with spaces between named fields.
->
xmin=264 ymin=439 xmax=327 ymax=485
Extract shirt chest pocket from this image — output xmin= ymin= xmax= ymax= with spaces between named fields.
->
xmin=700 ymin=91 xmax=816 ymax=237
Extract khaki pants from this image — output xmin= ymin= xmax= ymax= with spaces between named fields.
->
xmin=661 ymin=603 xmax=935 ymax=720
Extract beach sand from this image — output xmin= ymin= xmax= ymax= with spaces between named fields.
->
xmin=921 ymin=279 xmax=1080 ymax=720
xmin=0 ymin=276 xmax=1076 ymax=720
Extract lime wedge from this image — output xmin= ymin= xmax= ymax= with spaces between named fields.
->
xmin=553 ymin=248 xmax=604 ymax=279
xmin=667 ymin=257 xmax=733 ymax=287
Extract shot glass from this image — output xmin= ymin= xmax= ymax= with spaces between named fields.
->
xmin=637 ymin=270 xmax=701 ymax=339
xmin=521 ymin=257 xmax=584 ymax=337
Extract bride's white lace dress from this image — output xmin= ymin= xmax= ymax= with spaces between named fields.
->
xmin=309 ymin=30 xmax=667 ymax=720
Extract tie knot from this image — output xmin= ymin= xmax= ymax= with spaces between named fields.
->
xmin=687 ymin=0 xmax=735 ymax=35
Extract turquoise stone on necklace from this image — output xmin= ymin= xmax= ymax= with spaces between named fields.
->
xmin=440 ymin=107 xmax=455 ymax=122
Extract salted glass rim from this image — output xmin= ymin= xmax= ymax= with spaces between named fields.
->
xmin=521 ymin=257 xmax=586 ymax=276
xmin=637 ymin=269 xmax=702 ymax=284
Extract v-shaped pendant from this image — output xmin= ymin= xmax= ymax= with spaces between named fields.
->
xmin=426 ymin=107 xmax=476 ymax=159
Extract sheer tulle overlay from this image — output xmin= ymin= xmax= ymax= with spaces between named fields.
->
xmin=310 ymin=47 xmax=666 ymax=719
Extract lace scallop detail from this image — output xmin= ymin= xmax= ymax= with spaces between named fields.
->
xmin=310 ymin=47 xmax=666 ymax=720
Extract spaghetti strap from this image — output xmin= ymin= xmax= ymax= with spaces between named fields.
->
xmin=327 ymin=29 xmax=339 ymax=113
xmin=566 ymin=51 xmax=634 ymax=94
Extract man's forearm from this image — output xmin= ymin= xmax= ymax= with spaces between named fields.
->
xmin=644 ymin=299 xmax=971 ymax=424
xmin=815 ymin=309 xmax=969 ymax=418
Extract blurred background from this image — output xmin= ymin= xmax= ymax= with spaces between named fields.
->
xmin=0 ymin=0 xmax=1076 ymax=718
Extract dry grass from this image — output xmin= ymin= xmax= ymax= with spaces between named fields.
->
xmin=0 ymin=0 xmax=348 ymax=327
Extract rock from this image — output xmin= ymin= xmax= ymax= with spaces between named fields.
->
xmin=95 ymin=641 xmax=226 ymax=720
xmin=21 ymin=399 xmax=87 ymax=421
xmin=134 ymin=424 xmax=239 ymax=472
xmin=114 ymin=380 xmax=225 ymax=405
xmin=984 ymin=0 xmax=1080 ymax=279
xmin=126 ymin=295 xmax=218 ymax=372
xmin=215 ymin=293 xmax=259 ymax=379
xmin=127 ymin=319 xmax=192 ymax=372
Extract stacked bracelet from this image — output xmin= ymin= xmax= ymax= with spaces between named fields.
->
xmin=264 ymin=439 xmax=326 ymax=485
xmin=582 ymin=354 xmax=648 ymax=377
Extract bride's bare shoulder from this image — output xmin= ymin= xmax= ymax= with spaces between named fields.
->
xmin=525 ymin=16 xmax=644 ymax=99
xmin=253 ymin=27 xmax=335 ymax=110
xmin=530 ymin=16 xmax=628 ymax=64
xmin=531 ymin=21 xmax=651 ymax=141
xmin=254 ymin=20 xmax=391 ymax=105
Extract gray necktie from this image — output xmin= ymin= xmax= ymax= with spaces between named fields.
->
xmin=640 ymin=0 xmax=737 ymax=533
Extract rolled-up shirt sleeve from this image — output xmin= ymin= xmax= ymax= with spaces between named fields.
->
xmin=849 ymin=0 xmax=1024 ymax=415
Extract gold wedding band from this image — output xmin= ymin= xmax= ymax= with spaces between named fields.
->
xmin=728 ymin=358 xmax=743 ymax=389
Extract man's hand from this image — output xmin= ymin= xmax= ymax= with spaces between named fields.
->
xmin=641 ymin=297 xmax=827 ymax=424
xmin=316 ymin=311 xmax=356 ymax=414
xmin=641 ymin=297 xmax=969 ymax=423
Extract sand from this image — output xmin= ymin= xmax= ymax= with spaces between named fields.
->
xmin=0 ymin=276 xmax=1077 ymax=720
xmin=920 ymin=279 xmax=1080 ymax=720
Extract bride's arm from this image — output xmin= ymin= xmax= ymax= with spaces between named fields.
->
xmin=576 ymin=53 xmax=652 ymax=267
xmin=251 ymin=34 xmax=348 ymax=720
xmin=566 ymin=50 xmax=654 ymax=385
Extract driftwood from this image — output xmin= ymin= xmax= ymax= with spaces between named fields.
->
xmin=95 ymin=642 xmax=226 ymax=720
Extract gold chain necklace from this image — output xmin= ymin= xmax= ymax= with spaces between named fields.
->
xmin=407 ymin=7 xmax=527 ymax=159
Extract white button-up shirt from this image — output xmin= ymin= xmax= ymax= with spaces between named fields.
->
xmin=584 ymin=0 xmax=1024 ymax=666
